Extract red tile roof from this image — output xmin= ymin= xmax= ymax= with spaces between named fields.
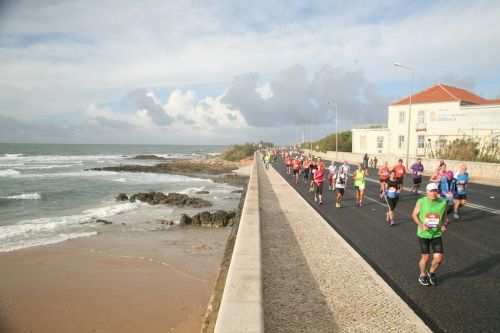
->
xmin=391 ymin=84 xmax=495 ymax=106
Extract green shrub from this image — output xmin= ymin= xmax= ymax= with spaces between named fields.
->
xmin=221 ymin=143 xmax=258 ymax=161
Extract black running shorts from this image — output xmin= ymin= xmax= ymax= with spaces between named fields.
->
xmin=418 ymin=237 xmax=443 ymax=254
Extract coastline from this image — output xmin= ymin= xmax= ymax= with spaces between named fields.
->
xmin=0 ymin=158 xmax=252 ymax=333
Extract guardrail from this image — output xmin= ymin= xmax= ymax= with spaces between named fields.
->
xmin=214 ymin=154 xmax=264 ymax=333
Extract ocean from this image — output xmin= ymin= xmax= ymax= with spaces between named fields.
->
xmin=0 ymin=143 xmax=241 ymax=252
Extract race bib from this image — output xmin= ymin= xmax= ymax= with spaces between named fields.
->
xmin=397 ymin=169 xmax=403 ymax=175
xmin=387 ymin=188 xmax=396 ymax=193
xmin=457 ymin=185 xmax=465 ymax=193
xmin=425 ymin=214 xmax=440 ymax=228
xmin=417 ymin=171 xmax=422 ymax=176
xmin=445 ymin=191 xmax=454 ymax=199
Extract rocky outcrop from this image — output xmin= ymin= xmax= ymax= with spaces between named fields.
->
xmin=131 ymin=154 xmax=169 ymax=160
xmin=196 ymin=190 xmax=210 ymax=194
xmin=89 ymin=155 xmax=240 ymax=175
xmin=179 ymin=210 xmax=237 ymax=228
xmin=128 ymin=192 xmax=212 ymax=207
xmin=116 ymin=192 xmax=128 ymax=201
xmin=159 ymin=219 xmax=174 ymax=225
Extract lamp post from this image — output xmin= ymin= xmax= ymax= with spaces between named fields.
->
xmin=327 ymin=102 xmax=339 ymax=161
xmin=305 ymin=115 xmax=312 ymax=151
xmin=394 ymin=62 xmax=413 ymax=170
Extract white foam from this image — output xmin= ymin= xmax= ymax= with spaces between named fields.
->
xmin=4 ymin=153 xmax=24 ymax=158
xmin=0 ymin=169 xmax=20 ymax=177
xmin=112 ymin=177 xmax=127 ymax=183
xmin=5 ymin=193 xmax=41 ymax=200
xmin=0 ymin=231 xmax=98 ymax=252
xmin=13 ymin=164 xmax=75 ymax=170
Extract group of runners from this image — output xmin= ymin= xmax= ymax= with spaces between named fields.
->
xmin=264 ymin=149 xmax=471 ymax=287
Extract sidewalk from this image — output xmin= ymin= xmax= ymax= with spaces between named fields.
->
xmin=258 ymin=161 xmax=429 ymax=332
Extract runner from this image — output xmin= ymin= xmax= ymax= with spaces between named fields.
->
xmin=453 ymin=165 xmax=469 ymax=219
xmin=383 ymin=170 xmax=401 ymax=226
xmin=302 ymin=157 xmax=311 ymax=183
xmin=440 ymin=170 xmax=457 ymax=214
xmin=285 ymin=154 xmax=293 ymax=175
xmin=341 ymin=160 xmax=351 ymax=176
xmin=292 ymin=157 xmax=301 ymax=184
xmin=411 ymin=183 xmax=448 ymax=286
xmin=363 ymin=153 xmax=369 ymax=169
xmin=316 ymin=157 xmax=325 ymax=170
xmin=264 ymin=153 xmax=271 ymax=170
xmin=314 ymin=162 xmax=325 ymax=204
xmin=410 ymin=158 xmax=425 ymax=194
xmin=328 ymin=161 xmax=336 ymax=190
xmin=373 ymin=157 xmax=378 ymax=168
xmin=353 ymin=164 xmax=369 ymax=207
xmin=333 ymin=166 xmax=348 ymax=208
xmin=393 ymin=159 xmax=406 ymax=191
xmin=378 ymin=161 xmax=390 ymax=198
xmin=309 ymin=160 xmax=318 ymax=192
xmin=430 ymin=163 xmax=447 ymax=189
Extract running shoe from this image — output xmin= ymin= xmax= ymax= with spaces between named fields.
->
xmin=418 ymin=276 xmax=430 ymax=286
xmin=453 ymin=212 xmax=460 ymax=219
xmin=390 ymin=220 xmax=395 ymax=226
xmin=359 ymin=202 xmax=363 ymax=207
xmin=336 ymin=203 xmax=341 ymax=208
xmin=319 ymin=201 xmax=322 ymax=205
xmin=427 ymin=270 xmax=438 ymax=286
xmin=314 ymin=197 xmax=317 ymax=202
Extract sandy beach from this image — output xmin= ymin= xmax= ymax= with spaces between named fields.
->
xmin=0 ymin=227 xmax=230 ymax=333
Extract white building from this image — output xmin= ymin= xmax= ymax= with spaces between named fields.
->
xmin=352 ymin=84 xmax=500 ymax=161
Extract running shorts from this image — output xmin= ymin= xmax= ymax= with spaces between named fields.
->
xmin=457 ymin=194 xmax=467 ymax=200
xmin=418 ymin=237 xmax=443 ymax=254
xmin=387 ymin=196 xmax=399 ymax=211
xmin=293 ymin=169 xmax=299 ymax=175
xmin=396 ymin=177 xmax=404 ymax=185
xmin=354 ymin=185 xmax=365 ymax=191
xmin=379 ymin=178 xmax=388 ymax=183
xmin=316 ymin=182 xmax=323 ymax=195
xmin=336 ymin=188 xmax=345 ymax=195
xmin=413 ymin=178 xmax=422 ymax=185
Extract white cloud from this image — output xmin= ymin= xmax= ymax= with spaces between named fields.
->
xmin=0 ymin=0 xmax=499 ymax=143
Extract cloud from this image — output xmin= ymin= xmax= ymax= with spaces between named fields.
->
xmin=124 ymin=89 xmax=174 ymax=126
xmin=222 ymin=64 xmax=389 ymax=128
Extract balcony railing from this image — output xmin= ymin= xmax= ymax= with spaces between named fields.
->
xmin=415 ymin=122 xmax=427 ymax=131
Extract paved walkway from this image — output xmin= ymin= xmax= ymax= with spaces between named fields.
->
xmin=258 ymin=161 xmax=428 ymax=332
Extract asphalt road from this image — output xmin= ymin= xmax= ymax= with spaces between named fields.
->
xmin=271 ymin=157 xmax=500 ymax=333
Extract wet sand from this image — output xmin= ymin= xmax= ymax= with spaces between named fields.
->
xmin=0 ymin=227 xmax=230 ymax=333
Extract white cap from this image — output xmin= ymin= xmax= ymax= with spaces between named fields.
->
xmin=426 ymin=183 xmax=439 ymax=191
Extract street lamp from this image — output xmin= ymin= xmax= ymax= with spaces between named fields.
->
xmin=305 ymin=115 xmax=312 ymax=151
xmin=326 ymin=102 xmax=339 ymax=161
xmin=394 ymin=62 xmax=413 ymax=170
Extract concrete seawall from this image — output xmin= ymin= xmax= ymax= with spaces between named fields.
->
xmin=214 ymin=154 xmax=264 ymax=333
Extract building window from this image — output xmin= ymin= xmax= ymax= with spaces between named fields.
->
xmin=398 ymin=135 xmax=405 ymax=148
xmin=399 ymin=111 xmax=405 ymax=124
xmin=360 ymin=136 xmax=367 ymax=150
xmin=418 ymin=135 xmax=425 ymax=148
xmin=377 ymin=136 xmax=384 ymax=149
xmin=418 ymin=110 xmax=425 ymax=124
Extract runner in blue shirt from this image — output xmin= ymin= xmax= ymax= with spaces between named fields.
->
xmin=410 ymin=158 xmax=424 ymax=194
xmin=453 ymin=165 xmax=469 ymax=219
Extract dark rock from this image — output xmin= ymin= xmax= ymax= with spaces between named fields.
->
xmin=116 ymin=192 xmax=128 ymax=201
xmin=96 ymin=219 xmax=112 ymax=224
xmin=179 ymin=214 xmax=192 ymax=225
xmin=196 ymin=190 xmax=210 ymax=194
xmin=190 ymin=210 xmax=236 ymax=228
xmin=160 ymin=219 xmax=174 ymax=225
xmin=231 ymin=189 xmax=244 ymax=194
xmin=131 ymin=154 xmax=169 ymax=160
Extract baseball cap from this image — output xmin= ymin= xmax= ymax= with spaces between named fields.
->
xmin=426 ymin=183 xmax=439 ymax=191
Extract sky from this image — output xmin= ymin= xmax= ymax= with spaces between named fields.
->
xmin=1 ymin=0 xmax=499 ymax=145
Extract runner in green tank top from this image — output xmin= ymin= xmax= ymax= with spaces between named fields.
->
xmin=353 ymin=164 xmax=369 ymax=207
xmin=411 ymin=183 xmax=448 ymax=286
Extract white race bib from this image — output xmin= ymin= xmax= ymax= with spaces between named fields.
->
xmin=425 ymin=214 xmax=440 ymax=228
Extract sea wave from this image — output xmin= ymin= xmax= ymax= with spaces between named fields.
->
xmin=3 ymin=153 xmax=24 ymax=158
xmin=5 ymin=193 xmax=41 ymax=200
xmin=0 ymin=231 xmax=98 ymax=252
xmin=0 ymin=169 xmax=21 ymax=177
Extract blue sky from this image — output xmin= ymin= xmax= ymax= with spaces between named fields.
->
xmin=0 ymin=0 xmax=499 ymax=144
